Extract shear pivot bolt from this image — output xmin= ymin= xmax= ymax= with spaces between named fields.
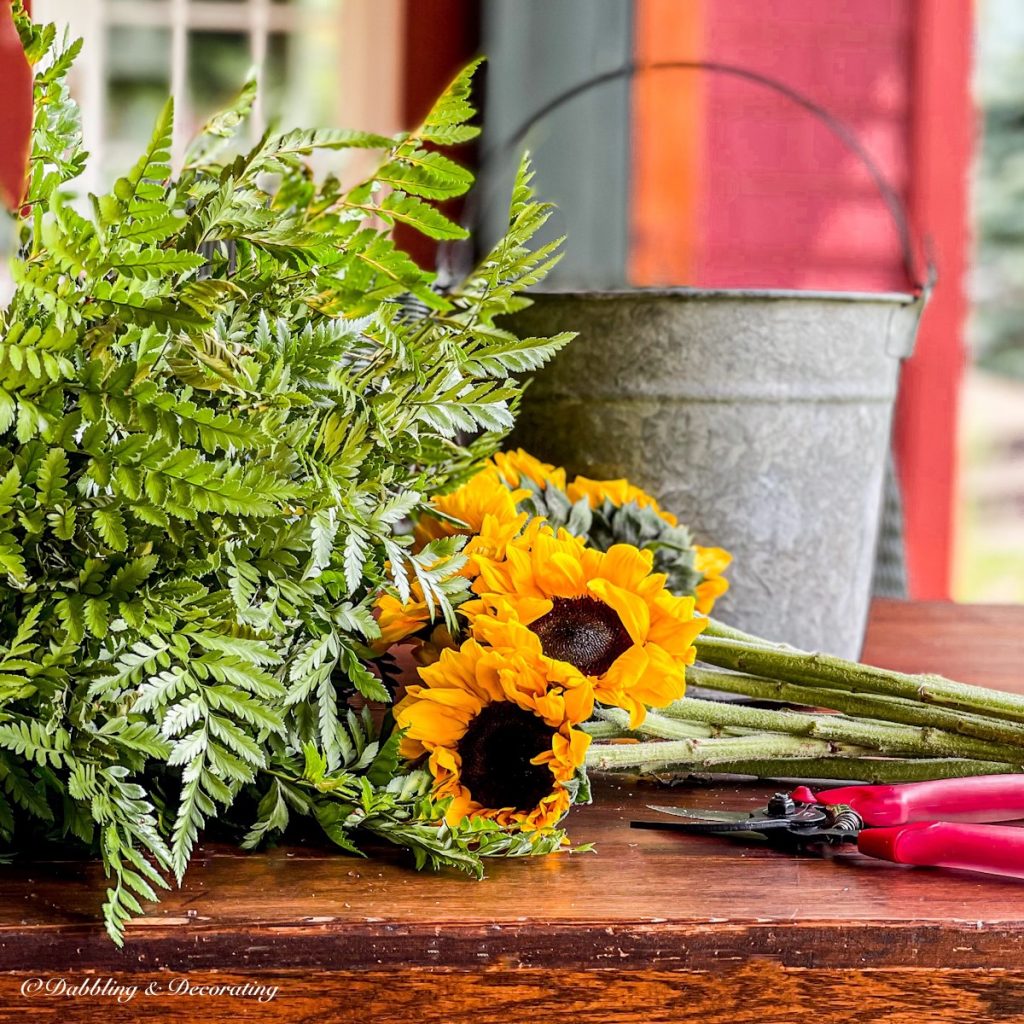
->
xmin=767 ymin=793 xmax=796 ymax=817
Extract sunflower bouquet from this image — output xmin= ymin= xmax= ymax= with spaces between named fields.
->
xmin=380 ymin=449 xmax=1024 ymax=838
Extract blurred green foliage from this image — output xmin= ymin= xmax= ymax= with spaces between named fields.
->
xmin=973 ymin=0 xmax=1024 ymax=378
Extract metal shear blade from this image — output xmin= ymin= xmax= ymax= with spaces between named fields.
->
xmin=636 ymin=802 xmax=829 ymax=833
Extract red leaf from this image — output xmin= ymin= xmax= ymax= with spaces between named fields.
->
xmin=0 ymin=1 xmax=32 ymax=211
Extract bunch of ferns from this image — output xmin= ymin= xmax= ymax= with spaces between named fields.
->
xmin=0 ymin=11 xmax=571 ymax=943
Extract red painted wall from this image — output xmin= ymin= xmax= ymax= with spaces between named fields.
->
xmin=0 ymin=0 xmax=32 ymax=211
xmin=696 ymin=0 xmax=914 ymax=293
xmin=398 ymin=0 xmax=478 ymax=270
xmin=630 ymin=0 xmax=972 ymax=599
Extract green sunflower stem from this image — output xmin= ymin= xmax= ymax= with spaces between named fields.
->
xmin=695 ymin=625 xmax=1024 ymax=724
xmin=701 ymin=617 xmax=786 ymax=647
xmin=581 ymin=719 xmax=632 ymax=740
xmin=588 ymin=711 xmax=716 ymax=740
xmin=685 ymin=666 xmax=1024 ymax=748
xmin=646 ymin=757 xmax=1021 ymax=784
xmin=585 ymin=734 xmax=873 ymax=773
xmin=652 ymin=698 xmax=1024 ymax=763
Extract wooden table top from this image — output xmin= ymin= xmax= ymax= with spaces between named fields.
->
xmin=3 ymin=600 xmax=1024 ymax=996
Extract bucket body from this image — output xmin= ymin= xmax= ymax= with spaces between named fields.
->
xmin=510 ymin=288 xmax=924 ymax=658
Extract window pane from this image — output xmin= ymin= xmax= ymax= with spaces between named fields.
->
xmin=264 ymin=24 xmax=342 ymax=128
xmin=186 ymin=31 xmax=252 ymax=138
xmin=105 ymin=25 xmax=171 ymax=181
xmin=264 ymin=33 xmax=290 ymax=121
xmin=263 ymin=18 xmax=350 ymax=177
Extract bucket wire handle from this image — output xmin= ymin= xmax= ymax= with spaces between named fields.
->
xmin=449 ymin=60 xmax=933 ymax=296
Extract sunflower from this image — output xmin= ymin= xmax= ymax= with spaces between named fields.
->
xmin=414 ymin=468 xmax=531 ymax=576
xmin=694 ymin=545 xmax=732 ymax=616
xmin=566 ymin=475 xmax=679 ymax=526
xmin=395 ymin=638 xmax=592 ymax=830
xmin=375 ymin=588 xmax=432 ymax=648
xmin=488 ymin=448 xmax=567 ymax=492
xmin=464 ymin=523 xmax=706 ymax=727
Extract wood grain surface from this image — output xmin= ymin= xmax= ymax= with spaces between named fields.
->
xmin=2 ymin=600 xmax=1023 ymax=1023
xmin=863 ymin=599 xmax=1024 ymax=692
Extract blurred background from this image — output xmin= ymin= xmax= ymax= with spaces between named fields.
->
xmin=7 ymin=0 xmax=1022 ymax=604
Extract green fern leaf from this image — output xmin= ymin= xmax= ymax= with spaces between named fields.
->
xmin=84 ymin=597 xmax=110 ymax=639
xmin=111 ymin=97 xmax=173 ymax=213
xmin=92 ymin=507 xmax=128 ymax=551
xmin=108 ymin=248 xmax=206 ymax=280
xmin=35 ymin=447 xmax=69 ymax=503
xmin=376 ymin=150 xmax=474 ymax=200
xmin=0 ymin=720 xmax=69 ymax=768
xmin=416 ymin=57 xmax=483 ymax=144
xmin=263 ymin=126 xmax=395 ymax=158
xmin=465 ymin=331 xmax=576 ymax=376
xmin=379 ymin=193 xmax=468 ymax=240
xmin=0 ymin=467 xmax=21 ymax=516
xmin=185 ymin=78 xmax=258 ymax=165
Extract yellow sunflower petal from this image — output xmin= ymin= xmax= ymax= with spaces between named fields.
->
xmin=695 ymin=545 xmax=732 ymax=576
xmin=587 ymin=577 xmax=651 ymax=645
xmin=510 ymin=596 xmax=556 ymax=626
xmin=692 ymin=545 xmax=732 ymax=614
xmin=443 ymin=789 xmax=475 ymax=826
xmin=489 ymin=449 xmax=567 ymax=492
xmin=648 ymin=601 xmax=706 ymax=655
xmin=472 ymin=556 xmax=514 ymax=597
xmin=547 ymin=550 xmax=589 ymax=594
xmin=599 ymin=543 xmax=655 ymax=587
xmin=397 ymin=700 xmax=472 ymax=752
xmin=470 ymin=604 xmax=553 ymax=648
xmin=632 ymin=643 xmax=688 ymax=710
xmin=550 ymin=727 xmax=592 ymax=776
xmin=374 ymin=591 xmax=431 ymax=649
xmin=414 ymin=466 xmax=531 ymax=561
xmin=598 ymin=643 xmax=649 ymax=705
xmin=430 ymin=744 xmax=461 ymax=776
xmin=567 ymin=475 xmax=678 ymax=526
xmin=560 ymin=679 xmax=595 ymax=725
xmin=520 ymin=788 xmax=571 ymax=830
xmin=695 ymin=576 xmax=730 ymax=615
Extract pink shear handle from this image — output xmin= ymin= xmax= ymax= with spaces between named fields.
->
xmin=792 ymin=775 xmax=1024 ymax=826
xmin=859 ymin=821 xmax=1024 ymax=879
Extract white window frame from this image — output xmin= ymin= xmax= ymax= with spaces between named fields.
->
xmin=31 ymin=0 xmax=404 ymax=196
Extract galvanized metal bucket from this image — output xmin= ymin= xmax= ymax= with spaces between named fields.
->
xmin=492 ymin=63 xmax=931 ymax=657
xmin=509 ymin=287 xmax=926 ymax=658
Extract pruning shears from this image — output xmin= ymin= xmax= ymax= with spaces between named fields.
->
xmin=631 ymin=775 xmax=1024 ymax=879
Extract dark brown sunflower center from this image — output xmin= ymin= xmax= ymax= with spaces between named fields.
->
xmin=531 ymin=595 xmax=632 ymax=676
xmin=458 ymin=703 xmax=557 ymax=812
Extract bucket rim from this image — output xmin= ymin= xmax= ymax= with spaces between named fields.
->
xmin=525 ymin=286 xmax=920 ymax=305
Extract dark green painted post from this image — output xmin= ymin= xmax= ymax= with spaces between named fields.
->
xmin=480 ymin=0 xmax=633 ymax=288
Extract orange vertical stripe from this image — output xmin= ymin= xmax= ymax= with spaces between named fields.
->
xmin=629 ymin=0 xmax=706 ymax=286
